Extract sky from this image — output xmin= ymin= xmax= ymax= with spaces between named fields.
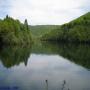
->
xmin=0 ymin=0 xmax=90 ymax=25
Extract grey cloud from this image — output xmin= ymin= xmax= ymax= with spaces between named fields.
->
xmin=0 ymin=0 xmax=90 ymax=25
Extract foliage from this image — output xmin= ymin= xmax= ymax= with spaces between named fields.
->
xmin=0 ymin=15 xmax=32 ymax=45
xmin=41 ymin=12 xmax=90 ymax=43
xmin=30 ymin=25 xmax=60 ymax=39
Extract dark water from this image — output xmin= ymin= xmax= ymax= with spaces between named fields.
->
xmin=0 ymin=42 xmax=90 ymax=90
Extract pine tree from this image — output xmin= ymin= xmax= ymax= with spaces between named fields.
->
xmin=24 ymin=19 xmax=29 ymax=30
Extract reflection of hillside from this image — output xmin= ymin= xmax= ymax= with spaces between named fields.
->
xmin=0 ymin=42 xmax=90 ymax=69
xmin=32 ymin=42 xmax=60 ymax=54
xmin=32 ymin=42 xmax=90 ymax=69
xmin=58 ymin=44 xmax=90 ymax=69
xmin=0 ymin=46 xmax=31 ymax=68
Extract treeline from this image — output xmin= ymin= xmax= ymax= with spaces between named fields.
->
xmin=30 ymin=25 xmax=59 ymax=39
xmin=0 ymin=15 xmax=32 ymax=45
xmin=41 ymin=12 xmax=90 ymax=43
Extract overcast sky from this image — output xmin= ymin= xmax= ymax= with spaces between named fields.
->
xmin=0 ymin=0 xmax=90 ymax=25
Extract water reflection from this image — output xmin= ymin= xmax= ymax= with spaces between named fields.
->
xmin=45 ymin=80 xmax=70 ymax=90
xmin=0 ymin=42 xmax=90 ymax=90
xmin=32 ymin=42 xmax=90 ymax=69
xmin=0 ymin=42 xmax=90 ymax=69
xmin=0 ymin=45 xmax=31 ymax=68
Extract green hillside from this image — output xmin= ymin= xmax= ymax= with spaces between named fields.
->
xmin=41 ymin=12 xmax=90 ymax=43
xmin=0 ymin=15 xmax=32 ymax=45
xmin=30 ymin=25 xmax=60 ymax=38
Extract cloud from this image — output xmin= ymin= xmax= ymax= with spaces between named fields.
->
xmin=0 ymin=0 xmax=12 ymax=18
xmin=0 ymin=0 xmax=90 ymax=25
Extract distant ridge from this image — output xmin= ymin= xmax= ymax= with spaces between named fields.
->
xmin=41 ymin=12 xmax=90 ymax=43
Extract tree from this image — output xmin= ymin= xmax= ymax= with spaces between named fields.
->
xmin=6 ymin=15 xmax=9 ymax=19
xmin=24 ymin=19 xmax=29 ymax=30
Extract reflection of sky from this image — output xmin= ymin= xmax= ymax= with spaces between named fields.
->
xmin=0 ymin=54 xmax=90 ymax=90
xmin=0 ymin=0 xmax=90 ymax=25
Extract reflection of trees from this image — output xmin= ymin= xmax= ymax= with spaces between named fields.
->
xmin=0 ymin=45 xmax=31 ymax=68
xmin=0 ymin=41 xmax=90 ymax=69
xmin=32 ymin=41 xmax=90 ymax=69
xmin=57 ymin=43 xmax=90 ymax=69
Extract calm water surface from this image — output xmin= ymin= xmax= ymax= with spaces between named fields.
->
xmin=0 ymin=42 xmax=90 ymax=90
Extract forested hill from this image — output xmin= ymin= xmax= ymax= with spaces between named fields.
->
xmin=41 ymin=12 xmax=90 ymax=43
xmin=30 ymin=25 xmax=60 ymax=38
xmin=0 ymin=15 xmax=32 ymax=45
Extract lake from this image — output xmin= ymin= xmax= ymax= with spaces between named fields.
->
xmin=0 ymin=42 xmax=90 ymax=90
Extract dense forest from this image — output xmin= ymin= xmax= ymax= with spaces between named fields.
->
xmin=0 ymin=15 xmax=32 ymax=45
xmin=0 ymin=12 xmax=90 ymax=45
xmin=30 ymin=25 xmax=59 ymax=39
xmin=41 ymin=12 xmax=90 ymax=43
